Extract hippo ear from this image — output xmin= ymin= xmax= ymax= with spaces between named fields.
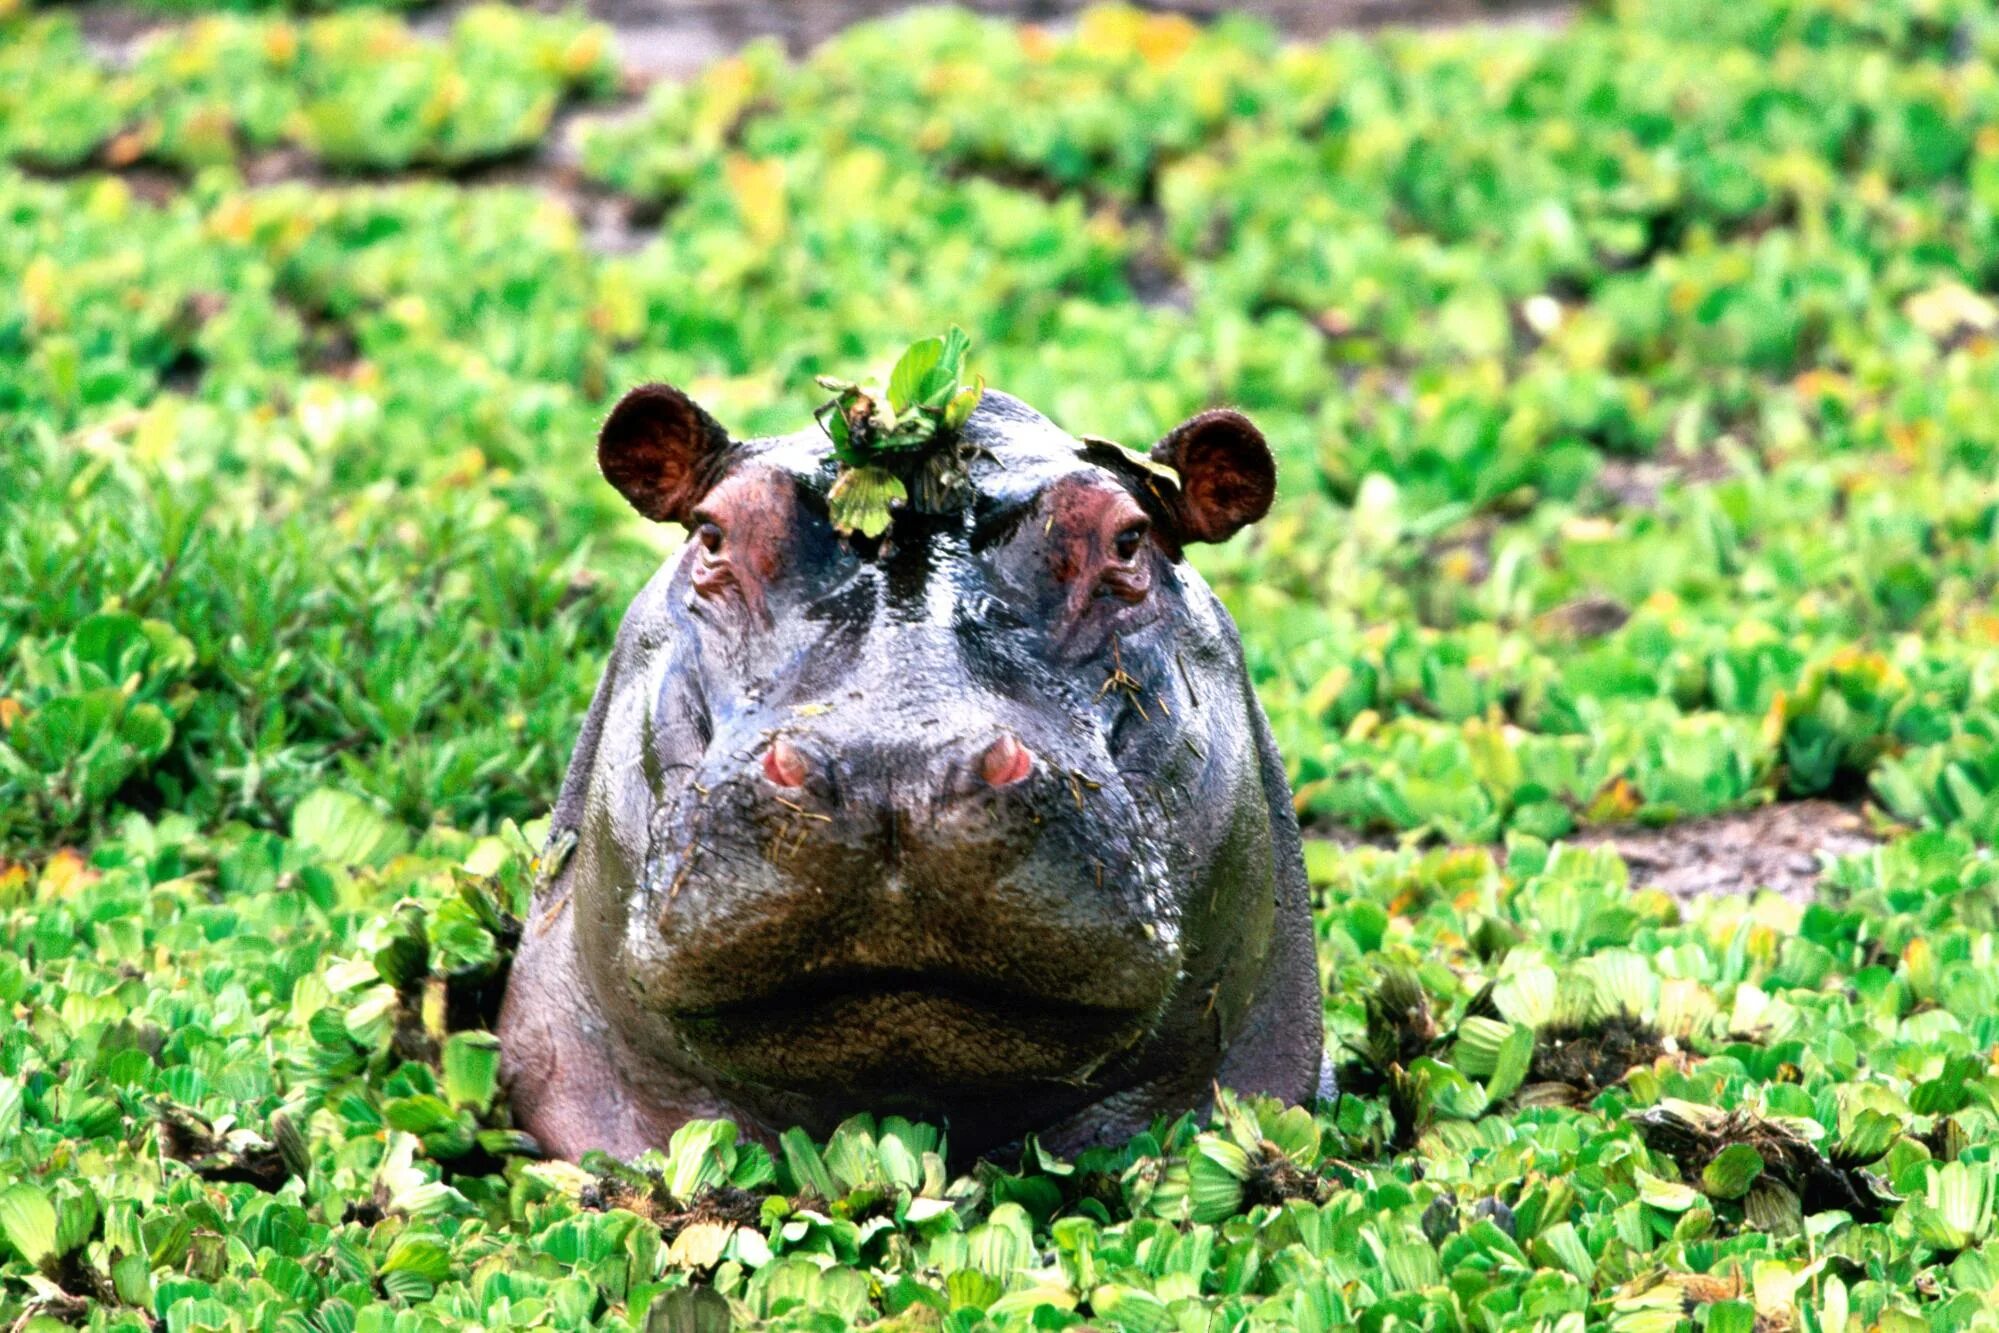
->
xmin=598 ymin=383 xmax=734 ymax=525
xmin=1149 ymin=409 xmax=1275 ymax=545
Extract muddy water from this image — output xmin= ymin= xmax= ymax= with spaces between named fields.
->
xmin=78 ymin=0 xmax=1573 ymax=85
xmin=588 ymin=0 xmax=1572 ymax=79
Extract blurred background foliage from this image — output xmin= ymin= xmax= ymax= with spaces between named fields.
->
xmin=10 ymin=0 xmax=1999 ymax=848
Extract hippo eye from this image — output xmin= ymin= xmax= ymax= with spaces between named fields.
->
xmin=688 ymin=517 xmax=733 ymax=602
xmin=1112 ymin=521 xmax=1149 ymax=563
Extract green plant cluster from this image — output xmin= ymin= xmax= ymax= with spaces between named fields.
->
xmin=9 ymin=0 xmax=1999 ymax=1325
xmin=577 ymin=10 xmax=1280 ymax=206
xmin=12 ymin=0 xmax=1999 ymax=844
xmin=816 ymin=329 xmax=986 ymax=536
xmin=577 ymin=0 xmax=1999 ymax=840
xmin=0 ymin=7 xmax=615 ymax=173
xmin=11 ymin=800 xmax=1999 ymax=1329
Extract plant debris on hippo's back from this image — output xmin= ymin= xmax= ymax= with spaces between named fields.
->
xmin=499 ymin=346 xmax=1326 ymax=1163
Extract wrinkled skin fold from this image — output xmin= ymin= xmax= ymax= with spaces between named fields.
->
xmin=499 ymin=386 xmax=1324 ymax=1162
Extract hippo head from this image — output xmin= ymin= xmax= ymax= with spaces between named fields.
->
xmin=506 ymin=381 xmax=1321 ymax=1159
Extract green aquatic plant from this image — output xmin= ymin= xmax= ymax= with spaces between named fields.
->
xmin=815 ymin=328 xmax=985 ymax=537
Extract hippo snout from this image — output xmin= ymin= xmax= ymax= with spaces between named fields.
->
xmin=758 ymin=732 xmax=1036 ymax=795
xmin=632 ymin=719 xmax=1183 ymax=1022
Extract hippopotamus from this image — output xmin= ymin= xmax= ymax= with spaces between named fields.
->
xmin=498 ymin=380 xmax=1324 ymax=1163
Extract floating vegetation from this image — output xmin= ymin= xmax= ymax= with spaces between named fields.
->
xmin=10 ymin=0 xmax=1999 ymax=1324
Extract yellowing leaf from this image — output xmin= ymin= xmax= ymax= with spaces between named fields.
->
xmin=0 ymin=1184 xmax=56 ymax=1267
xmin=1136 ymin=14 xmax=1198 ymax=66
xmin=827 ymin=466 xmax=905 ymax=538
xmin=40 ymin=849 xmax=97 ymax=901
xmin=1905 ymin=282 xmax=1997 ymax=340
xmin=725 ymin=154 xmax=787 ymax=247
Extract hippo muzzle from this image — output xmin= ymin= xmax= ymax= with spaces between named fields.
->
xmin=629 ymin=692 xmax=1181 ymax=1102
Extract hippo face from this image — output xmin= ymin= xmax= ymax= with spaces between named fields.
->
xmin=505 ymin=381 xmax=1321 ymax=1159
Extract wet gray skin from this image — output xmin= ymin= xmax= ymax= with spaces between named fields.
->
xmin=499 ymin=385 xmax=1325 ymax=1163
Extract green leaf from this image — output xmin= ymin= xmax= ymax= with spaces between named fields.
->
xmin=1089 ymin=1284 xmax=1175 ymax=1333
xmin=1486 ymin=1023 xmax=1536 ymax=1103
xmin=292 ymin=788 xmax=410 ymax=869
xmin=119 ymin=703 xmax=173 ymax=763
xmin=1700 ymin=1143 xmax=1764 ymax=1200
xmin=1530 ymin=1221 xmax=1594 ymax=1282
xmin=877 ymin=1132 xmax=920 ymax=1193
xmin=272 ymin=1111 xmax=311 ymax=1183
xmin=945 ymin=1268 xmax=1003 ymax=1312
xmin=880 ymin=1115 xmax=941 ymax=1162
xmin=822 ymin=1115 xmax=881 ymax=1194
xmin=1636 ymin=1170 xmax=1701 ymax=1212
xmin=1743 ymin=1179 xmax=1804 ymax=1235
xmin=1186 ymin=1138 xmax=1250 ymax=1222
xmin=111 ymin=1250 xmax=153 ymax=1308
xmin=780 ymin=1127 xmax=838 ymax=1202
xmin=1493 ymin=965 xmax=1558 ymax=1029
xmin=380 ymin=1232 xmax=452 ymax=1283
xmin=1707 ymin=1300 xmax=1757 ymax=1333
xmin=441 ymin=1031 xmax=502 ymax=1114
xmin=1262 ymin=1104 xmax=1321 ymax=1166
xmin=827 ymin=465 xmax=906 ymax=538
xmin=886 ymin=337 xmax=943 ymax=415
xmin=384 ymin=1094 xmax=460 ymax=1136
xmin=0 ymin=1184 xmax=57 ymax=1267
xmin=379 ymin=1269 xmax=436 ymax=1303
xmin=1926 ymin=1160 xmax=1994 ymax=1244
xmin=943 ymin=378 xmax=984 ymax=431
xmin=0 ymin=1080 xmax=22 ymax=1143
xmin=645 ymin=1284 xmax=733 ymax=1333
xmin=1835 ymin=1108 xmax=1902 ymax=1167
xmin=1451 ymin=1015 xmax=1511 ymax=1078
xmin=817 ymin=399 xmax=851 ymax=455
xmin=663 ymin=1118 xmax=738 ymax=1201
xmin=923 ymin=326 xmax=973 ymax=405
xmin=936 ymin=324 xmax=971 ymax=376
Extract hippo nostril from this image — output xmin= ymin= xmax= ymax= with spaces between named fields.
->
xmin=762 ymin=738 xmax=810 ymax=789
xmin=980 ymin=734 xmax=1034 ymax=788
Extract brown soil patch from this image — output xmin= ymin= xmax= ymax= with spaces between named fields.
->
xmin=1535 ymin=593 xmax=1630 ymax=640
xmin=72 ymin=2 xmax=1579 ymax=85
xmin=578 ymin=0 xmax=1577 ymax=78
xmin=1307 ymin=799 xmax=1877 ymax=906
xmin=1576 ymin=799 xmax=1876 ymax=904
xmin=1594 ymin=446 xmax=1735 ymax=509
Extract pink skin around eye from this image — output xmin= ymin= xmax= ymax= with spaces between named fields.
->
xmin=1099 ymin=552 xmax=1149 ymax=603
xmin=685 ymin=467 xmax=796 ymax=625
xmin=690 ymin=542 xmax=733 ymax=597
xmin=1044 ymin=484 xmax=1152 ymax=606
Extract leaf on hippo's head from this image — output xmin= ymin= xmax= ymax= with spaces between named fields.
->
xmin=886 ymin=337 xmax=943 ymax=415
xmin=944 ymin=378 xmax=984 ymax=431
xmin=827 ymin=466 xmax=906 ymax=538
xmin=815 ymin=330 xmax=983 ymax=534
xmin=1080 ymin=435 xmax=1180 ymax=493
